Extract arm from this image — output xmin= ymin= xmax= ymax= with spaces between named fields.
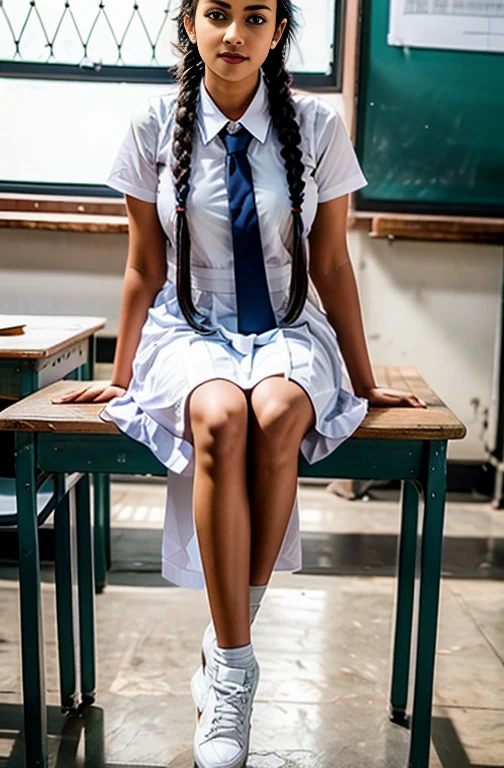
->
xmin=111 ymin=194 xmax=167 ymax=388
xmin=52 ymin=194 xmax=167 ymax=404
xmin=308 ymin=194 xmax=427 ymax=408
xmin=308 ymin=194 xmax=375 ymax=398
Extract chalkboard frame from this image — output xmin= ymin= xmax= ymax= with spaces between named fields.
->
xmin=353 ymin=0 xmax=504 ymax=219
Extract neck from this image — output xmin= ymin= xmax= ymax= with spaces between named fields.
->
xmin=203 ymin=68 xmax=260 ymax=122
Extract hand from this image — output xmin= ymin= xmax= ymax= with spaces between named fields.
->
xmin=51 ymin=384 xmax=127 ymax=404
xmin=364 ymin=387 xmax=427 ymax=408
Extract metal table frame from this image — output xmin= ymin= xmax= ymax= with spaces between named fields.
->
xmin=13 ymin=428 xmax=448 ymax=768
xmin=0 ymin=333 xmax=111 ymax=593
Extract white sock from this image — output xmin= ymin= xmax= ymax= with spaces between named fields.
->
xmin=215 ymin=642 xmax=254 ymax=668
xmin=204 ymin=583 xmax=269 ymax=652
xmin=249 ymin=583 xmax=268 ymax=623
xmin=207 ymin=583 xmax=268 ymax=634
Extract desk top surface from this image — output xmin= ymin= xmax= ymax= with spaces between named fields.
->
xmin=0 ymin=315 xmax=107 ymax=359
xmin=0 ymin=367 xmax=467 ymax=440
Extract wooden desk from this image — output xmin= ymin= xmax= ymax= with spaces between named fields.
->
xmin=0 ymin=314 xmax=105 ymax=398
xmin=0 ymin=368 xmax=466 ymax=768
xmin=0 ymin=314 xmax=111 ymax=594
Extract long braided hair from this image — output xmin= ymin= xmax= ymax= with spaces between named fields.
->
xmin=170 ymin=0 xmax=308 ymax=335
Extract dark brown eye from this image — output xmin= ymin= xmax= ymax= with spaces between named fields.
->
xmin=205 ymin=10 xmax=266 ymax=24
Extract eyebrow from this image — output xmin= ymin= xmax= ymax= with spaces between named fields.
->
xmin=204 ymin=0 xmax=273 ymax=10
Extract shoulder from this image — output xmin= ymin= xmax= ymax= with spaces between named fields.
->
xmin=130 ymin=90 xmax=179 ymax=132
xmin=127 ymin=90 xmax=180 ymax=161
xmin=291 ymin=89 xmax=337 ymax=122
xmin=290 ymin=90 xmax=345 ymax=158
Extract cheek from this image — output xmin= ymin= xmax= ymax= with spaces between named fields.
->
xmin=194 ymin=18 xmax=221 ymax=49
xmin=197 ymin=28 xmax=217 ymax=51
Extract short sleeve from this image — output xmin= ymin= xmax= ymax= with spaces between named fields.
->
xmin=106 ymin=98 xmax=159 ymax=203
xmin=313 ymin=102 xmax=368 ymax=203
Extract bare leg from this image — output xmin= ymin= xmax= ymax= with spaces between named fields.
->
xmin=189 ymin=379 xmax=251 ymax=649
xmin=247 ymin=375 xmax=315 ymax=586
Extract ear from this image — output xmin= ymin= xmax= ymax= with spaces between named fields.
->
xmin=273 ymin=18 xmax=288 ymax=45
xmin=183 ymin=13 xmax=196 ymax=43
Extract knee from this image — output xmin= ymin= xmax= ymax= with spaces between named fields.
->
xmin=251 ymin=384 xmax=314 ymax=464
xmin=190 ymin=383 xmax=248 ymax=458
xmin=252 ymin=400 xmax=294 ymax=451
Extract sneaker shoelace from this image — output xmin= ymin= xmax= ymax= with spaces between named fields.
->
xmin=204 ymin=672 xmax=254 ymax=741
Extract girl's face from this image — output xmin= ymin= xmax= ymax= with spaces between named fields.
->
xmin=184 ymin=0 xmax=287 ymax=82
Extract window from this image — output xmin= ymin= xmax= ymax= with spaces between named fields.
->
xmin=0 ymin=0 xmax=345 ymax=197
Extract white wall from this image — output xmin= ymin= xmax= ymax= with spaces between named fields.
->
xmin=0 ymin=89 xmax=501 ymax=463
xmin=347 ymin=229 xmax=502 ymax=462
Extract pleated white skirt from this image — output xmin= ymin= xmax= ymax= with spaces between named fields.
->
xmin=99 ymin=261 xmax=368 ymax=589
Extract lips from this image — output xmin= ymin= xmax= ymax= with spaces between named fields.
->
xmin=219 ymin=53 xmax=247 ymax=60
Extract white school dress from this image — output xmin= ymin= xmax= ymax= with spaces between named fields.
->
xmin=100 ymin=66 xmax=369 ymax=590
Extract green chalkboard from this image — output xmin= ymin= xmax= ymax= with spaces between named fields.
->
xmin=354 ymin=0 xmax=504 ymax=217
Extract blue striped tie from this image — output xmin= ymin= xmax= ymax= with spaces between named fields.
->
xmin=219 ymin=125 xmax=277 ymax=335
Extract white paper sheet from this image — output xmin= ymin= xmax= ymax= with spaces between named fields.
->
xmin=388 ymin=0 xmax=504 ymax=53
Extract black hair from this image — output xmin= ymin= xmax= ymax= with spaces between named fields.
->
xmin=170 ymin=0 xmax=307 ymax=335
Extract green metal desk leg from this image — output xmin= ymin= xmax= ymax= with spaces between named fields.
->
xmin=75 ymin=475 xmax=97 ymax=705
xmin=93 ymin=474 xmax=108 ymax=593
xmin=389 ymin=479 xmax=419 ymax=724
xmin=104 ymin=475 xmax=111 ymax=570
xmin=93 ymin=472 xmax=110 ymax=582
xmin=408 ymin=441 xmax=447 ymax=768
xmin=15 ymin=431 xmax=47 ymax=768
xmin=72 ymin=355 xmax=110 ymax=590
xmin=54 ymin=475 xmax=79 ymax=712
xmin=82 ymin=334 xmax=95 ymax=381
xmin=79 ymin=340 xmax=113 ymax=585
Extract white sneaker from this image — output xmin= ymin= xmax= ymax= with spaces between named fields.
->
xmin=191 ymin=591 xmax=265 ymax=714
xmin=193 ymin=656 xmax=260 ymax=768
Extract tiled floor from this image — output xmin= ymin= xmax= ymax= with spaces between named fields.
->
xmin=0 ymin=481 xmax=503 ymax=767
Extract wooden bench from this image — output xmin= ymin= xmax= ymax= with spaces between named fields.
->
xmin=0 ymin=367 xmax=466 ymax=768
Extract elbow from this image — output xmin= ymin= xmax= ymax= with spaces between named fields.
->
xmin=127 ymin=263 xmax=167 ymax=291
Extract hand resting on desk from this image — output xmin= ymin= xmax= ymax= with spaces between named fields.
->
xmin=365 ymin=387 xmax=427 ymax=408
xmin=51 ymin=384 xmax=126 ymax=404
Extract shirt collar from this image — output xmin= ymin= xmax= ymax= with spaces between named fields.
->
xmin=197 ymin=67 xmax=271 ymax=146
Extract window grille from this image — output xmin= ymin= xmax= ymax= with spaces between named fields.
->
xmin=0 ymin=0 xmax=345 ymax=86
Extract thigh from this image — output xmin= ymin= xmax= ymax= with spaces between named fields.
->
xmin=249 ymin=374 xmax=316 ymax=442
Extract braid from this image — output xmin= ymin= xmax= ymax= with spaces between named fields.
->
xmin=170 ymin=0 xmax=307 ymax=333
xmin=262 ymin=53 xmax=308 ymax=326
xmin=170 ymin=46 xmax=215 ymax=334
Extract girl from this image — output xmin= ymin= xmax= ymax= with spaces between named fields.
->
xmin=52 ymin=0 xmax=427 ymax=765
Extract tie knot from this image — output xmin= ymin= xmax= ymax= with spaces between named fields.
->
xmin=219 ymin=124 xmax=253 ymax=155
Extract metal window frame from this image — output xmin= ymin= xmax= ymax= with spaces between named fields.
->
xmin=0 ymin=0 xmax=345 ymax=88
xmin=0 ymin=1 xmax=345 ymax=198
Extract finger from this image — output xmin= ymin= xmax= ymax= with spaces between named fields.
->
xmin=94 ymin=390 xmax=114 ymax=402
xmin=51 ymin=391 xmax=81 ymax=403
xmin=408 ymin=397 xmax=426 ymax=408
xmin=60 ymin=387 xmax=95 ymax=404
xmin=73 ymin=389 xmax=100 ymax=403
xmin=52 ymin=387 xmax=103 ymax=404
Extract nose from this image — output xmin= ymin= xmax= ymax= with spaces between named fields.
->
xmin=223 ymin=22 xmax=245 ymax=46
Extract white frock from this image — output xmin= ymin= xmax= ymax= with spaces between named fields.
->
xmin=100 ymin=67 xmax=369 ymax=589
